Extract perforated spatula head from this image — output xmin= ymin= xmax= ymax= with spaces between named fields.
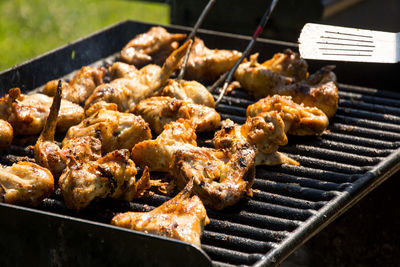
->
xmin=299 ymin=23 xmax=400 ymax=63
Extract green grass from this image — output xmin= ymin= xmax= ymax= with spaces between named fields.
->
xmin=0 ymin=0 xmax=169 ymax=71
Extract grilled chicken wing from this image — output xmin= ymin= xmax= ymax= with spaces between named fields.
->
xmin=109 ymin=62 xmax=138 ymax=80
xmin=34 ymin=81 xmax=67 ymax=177
xmin=63 ymin=108 xmax=152 ymax=155
xmin=235 ymin=52 xmax=338 ymax=118
xmin=34 ymin=82 xmax=103 ymax=178
xmin=42 ymin=66 xmax=106 ymax=105
xmin=59 ymin=149 xmax=139 ymax=210
xmin=160 ymin=79 xmax=215 ymax=107
xmin=85 ymin=40 xmax=191 ymax=111
xmin=132 ymin=119 xmax=256 ymax=210
xmin=0 ymin=88 xmax=84 ymax=135
xmin=111 ymin=62 xmax=215 ymax=107
xmin=261 ymin=49 xmax=309 ymax=82
xmin=0 ymin=119 xmax=13 ymax=149
xmin=234 ymin=53 xmax=293 ymax=98
xmin=275 ymin=66 xmax=339 ymax=118
xmin=131 ymin=96 xmax=220 ymax=134
xmin=183 ymin=37 xmax=242 ymax=82
xmin=246 ymin=95 xmax=329 ymax=136
xmin=132 ymin=119 xmax=197 ymax=172
xmin=111 ymin=179 xmax=209 ymax=247
xmin=0 ymin=161 xmax=54 ymax=206
xmin=120 ymin=26 xmax=186 ymax=67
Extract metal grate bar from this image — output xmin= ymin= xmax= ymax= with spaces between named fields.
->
xmin=280 ymin=145 xmax=382 ymax=166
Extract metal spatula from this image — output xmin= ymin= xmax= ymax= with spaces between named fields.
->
xmin=299 ymin=23 xmax=400 ymax=63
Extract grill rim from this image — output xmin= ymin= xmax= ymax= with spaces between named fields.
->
xmin=1 ymin=20 xmax=400 ymax=266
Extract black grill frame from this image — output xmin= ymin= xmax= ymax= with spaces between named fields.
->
xmin=1 ymin=20 xmax=400 ymax=266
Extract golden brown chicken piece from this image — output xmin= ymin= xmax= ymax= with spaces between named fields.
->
xmin=234 ymin=52 xmax=338 ymax=118
xmin=120 ymin=26 xmax=187 ymax=67
xmin=110 ymin=62 xmax=215 ymax=107
xmin=109 ymin=62 xmax=138 ymax=80
xmin=62 ymin=108 xmax=152 ymax=155
xmin=131 ymin=96 xmax=221 ymax=134
xmin=34 ymin=81 xmax=103 ymax=177
xmin=0 ymin=161 xmax=54 ymax=206
xmin=85 ymin=40 xmax=192 ymax=112
xmin=215 ymin=117 xmax=299 ymax=166
xmin=234 ymin=53 xmax=293 ymax=99
xmin=183 ymin=37 xmax=242 ymax=82
xmin=111 ymin=179 xmax=209 ymax=247
xmin=34 ymin=81 xmax=67 ymax=177
xmin=160 ymin=79 xmax=215 ymax=107
xmin=132 ymin=119 xmax=197 ymax=172
xmin=261 ymin=49 xmax=309 ymax=82
xmin=0 ymin=119 xmax=13 ymax=149
xmin=172 ymin=124 xmax=256 ymax=210
xmin=132 ymin=119 xmax=256 ymax=210
xmin=42 ymin=66 xmax=106 ymax=105
xmin=0 ymin=88 xmax=84 ymax=135
xmin=59 ymin=149 xmax=139 ymax=210
xmin=246 ymin=95 xmax=329 ymax=136
xmin=275 ymin=66 xmax=339 ymax=118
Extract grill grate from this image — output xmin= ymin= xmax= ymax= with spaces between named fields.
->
xmin=1 ymin=21 xmax=400 ymax=267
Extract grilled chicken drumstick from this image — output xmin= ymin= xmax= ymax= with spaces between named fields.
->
xmin=120 ymin=26 xmax=187 ymax=67
xmin=0 ymin=88 xmax=84 ymax=135
xmin=0 ymin=161 xmax=54 ymax=206
xmin=85 ymin=40 xmax=192 ymax=112
xmin=131 ymin=96 xmax=221 ymax=134
xmin=111 ymin=178 xmax=209 ymax=247
xmin=42 ymin=66 xmax=106 ymax=105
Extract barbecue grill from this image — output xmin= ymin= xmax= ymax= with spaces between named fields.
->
xmin=1 ymin=20 xmax=400 ymax=266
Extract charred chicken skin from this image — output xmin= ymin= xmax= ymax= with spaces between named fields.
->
xmin=42 ymin=66 xmax=106 ymax=105
xmin=183 ymin=37 xmax=242 ymax=82
xmin=0 ymin=161 xmax=54 ymax=206
xmin=0 ymin=88 xmax=84 ymax=135
xmin=120 ymin=26 xmax=187 ymax=67
xmin=85 ymin=40 xmax=192 ymax=111
xmin=59 ymin=149 xmax=139 ymax=211
xmin=111 ymin=179 xmax=209 ymax=247
xmin=131 ymin=96 xmax=221 ymax=134
xmin=132 ymin=119 xmax=256 ymax=210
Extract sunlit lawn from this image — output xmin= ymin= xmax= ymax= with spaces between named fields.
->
xmin=0 ymin=0 xmax=169 ymax=71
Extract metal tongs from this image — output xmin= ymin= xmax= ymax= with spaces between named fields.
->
xmin=177 ymin=0 xmax=217 ymax=80
xmin=210 ymin=0 xmax=280 ymax=106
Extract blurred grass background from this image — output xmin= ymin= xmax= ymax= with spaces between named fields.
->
xmin=0 ymin=0 xmax=169 ymax=71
